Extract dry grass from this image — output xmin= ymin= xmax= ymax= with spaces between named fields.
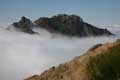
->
xmin=25 ymin=39 xmax=120 ymax=80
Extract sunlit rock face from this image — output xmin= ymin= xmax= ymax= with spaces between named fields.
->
xmin=35 ymin=14 xmax=113 ymax=36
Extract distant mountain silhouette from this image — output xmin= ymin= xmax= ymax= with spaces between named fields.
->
xmin=11 ymin=14 xmax=113 ymax=36
xmin=12 ymin=16 xmax=37 ymax=34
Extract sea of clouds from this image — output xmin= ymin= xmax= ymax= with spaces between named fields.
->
xmin=0 ymin=26 xmax=119 ymax=80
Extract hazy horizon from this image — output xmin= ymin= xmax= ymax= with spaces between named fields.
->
xmin=0 ymin=0 xmax=120 ymax=26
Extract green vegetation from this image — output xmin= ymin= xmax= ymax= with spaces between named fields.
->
xmin=86 ymin=43 xmax=120 ymax=80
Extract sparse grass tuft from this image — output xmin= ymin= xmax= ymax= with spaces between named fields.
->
xmin=86 ymin=43 xmax=120 ymax=80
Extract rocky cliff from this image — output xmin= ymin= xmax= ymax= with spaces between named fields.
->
xmin=12 ymin=16 xmax=37 ymax=34
xmin=34 ymin=14 xmax=113 ymax=36
xmin=11 ymin=14 xmax=113 ymax=36
xmin=25 ymin=39 xmax=120 ymax=80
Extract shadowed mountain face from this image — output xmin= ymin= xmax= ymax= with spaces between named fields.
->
xmin=12 ymin=14 xmax=113 ymax=36
xmin=34 ymin=14 xmax=113 ymax=36
xmin=25 ymin=39 xmax=120 ymax=80
xmin=12 ymin=16 xmax=36 ymax=34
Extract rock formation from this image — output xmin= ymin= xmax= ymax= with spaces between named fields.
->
xmin=25 ymin=39 xmax=120 ymax=80
xmin=34 ymin=14 xmax=113 ymax=36
xmin=11 ymin=14 xmax=113 ymax=36
xmin=12 ymin=16 xmax=37 ymax=34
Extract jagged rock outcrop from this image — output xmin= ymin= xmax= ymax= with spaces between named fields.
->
xmin=10 ymin=14 xmax=113 ymax=36
xmin=25 ymin=39 xmax=120 ymax=80
xmin=12 ymin=16 xmax=37 ymax=34
xmin=34 ymin=14 xmax=113 ymax=36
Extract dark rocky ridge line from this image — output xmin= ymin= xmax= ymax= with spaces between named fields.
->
xmin=12 ymin=17 xmax=38 ymax=34
xmin=11 ymin=14 xmax=113 ymax=36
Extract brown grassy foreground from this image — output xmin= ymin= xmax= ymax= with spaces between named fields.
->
xmin=25 ymin=39 xmax=120 ymax=80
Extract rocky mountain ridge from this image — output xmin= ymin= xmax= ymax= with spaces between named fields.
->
xmin=11 ymin=14 xmax=113 ymax=36
xmin=12 ymin=16 xmax=38 ymax=34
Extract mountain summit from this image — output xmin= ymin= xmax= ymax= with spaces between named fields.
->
xmin=12 ymin=16 xmax=37 ymax=34
xmin=35 ymin=14 xmax=113 ymax=36
xmin=11 ymin=14 xmax=113 ymax=36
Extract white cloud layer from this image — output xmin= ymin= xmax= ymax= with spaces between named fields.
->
xmin=0 ymin=26 xmax=119 ymax=80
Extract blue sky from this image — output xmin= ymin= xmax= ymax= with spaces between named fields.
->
xmin=0 ymin=0 xmax=120 ymax=26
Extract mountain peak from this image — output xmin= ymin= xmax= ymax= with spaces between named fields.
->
xmin=51 ymin=14 xmax=83 ymax=24
xmin=11 ymin=16 xmax=37 ymax=34
xmin=21 ymin=16 xmax=31 ymax=23
xmin=10 ymin=14 xmax=113 ymax=36
xmin=35 ymin=14 xmax=113 ymax=36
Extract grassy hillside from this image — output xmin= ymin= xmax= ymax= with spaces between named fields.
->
xmin=86 ymin=39 xmax=120 ymax=80
xmin=25 ymin=39 xmax=120 ymax=80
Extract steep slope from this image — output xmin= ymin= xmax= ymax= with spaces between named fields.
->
xmin=35 ymin=14 xmax=113 ymax=36
xmin=25 ymin=39 xmax=120 ymax=80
